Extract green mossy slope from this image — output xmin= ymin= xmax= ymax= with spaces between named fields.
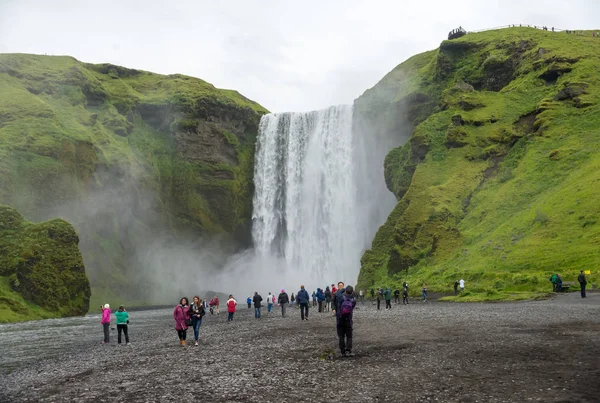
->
xmin=0 ymin=54 xmax=268 ymax=307
xmin=0 ymin=205 xmax=90 ymax=322
xmin=357 ymin=28 xmax=600 ymax=299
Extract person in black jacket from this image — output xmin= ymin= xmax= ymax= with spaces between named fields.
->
xmin=296 ymin=285 xmax=310 ymax=320
xmin=253 ymin=292 xmax=263 ymax=319
xmin=189 ymin=296 xmax=205 ymax=346
xmin=278 ymin=289 xmax=289 ymax=317
xmin=332 ymin=281 xmax=345 ymax=315
xmin=578 ymin=271 xmax=588 ymax=298
xmin=393 ymin=289 xmax=400 ymax=304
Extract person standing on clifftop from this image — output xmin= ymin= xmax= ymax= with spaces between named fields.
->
xmin=253 ymin=291 xmax=263 ymax=319
xmin=297 ymin=285 xmax=310 ymax=320
xmin=578 ymin=271 xmax=587 ymax=298
xmin=100 ymin=303 xmax=111 ymax=344
xmin=278 ymin=289 xmax=289 ymax=317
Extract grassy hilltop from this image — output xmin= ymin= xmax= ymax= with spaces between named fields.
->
xmin=356 ymin=28 xmax=600 ymax=300
xmin=0 ymin=54 xmax=268 ymax=310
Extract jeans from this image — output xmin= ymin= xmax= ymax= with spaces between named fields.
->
xmin=423 ymin=290 xmax=427 ymax=301
xmin=268 ymin=303 xmax=273 ymax=313
xmin=247 ymin=303 xmax=251 ymax=308
xmin=300 ymin=303 xmax=309 ymax=320
xmin=281 ymin=303 xmax=287 ymax=317
xmin=117 ymin=324 xmax=129 ymax=343
xmin=228 ymin=312 xmax=234 ymax=321
xmin=580 ymin=283 xmax=587 ymax=298
xmin=255 ymin=307 xmax=261 ymax=319
xmin=102 ymin=323 xmax=110 ymax=343
xmin=192 ymin=316 xmax=202 ymax=340
xmin=403 ymin=295 xmax=409 ymax=304
xmin=337 ymin=319 xmax=353 ymax=353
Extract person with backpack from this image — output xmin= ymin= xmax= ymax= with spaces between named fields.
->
xmin=173 ymin=297 xmax=191 ymax=346
xmin=226 ymin=295 xmax=237 ymax=322
xmin=297 ymin=285 xmax=310 ymax=321
xmin=267 ymin=292 xmax=274 ymax=313
xmin=578 ymin=271 xmax=587 ymax=298
xmin=324 ymin=286 xmax=332 ymax=312
xmin=278 ymin=289 xmax=289 ymax=317
xmin=115 ymin=305 xmax=129 ymax=345
xmin=246 ymin=296 xmax=252 ymax=309
xmin=100 ymin=303 xmax=111 ymax=344
xmin=252 ymin=291 xmax=263 ymax=319
xmin=335 ymin=284 xmax=356 ymax=357
xmin=189 ymin=296 xmax=205 ymax=346
xmin=393 ymin=289 xmax=400 ymax=304
xmin=384 ymin=287 xmax=392 ymax=309
xmin=317 ymin=288 xmax=325 ymax=312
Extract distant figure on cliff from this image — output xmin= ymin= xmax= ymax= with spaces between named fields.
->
xmin=578 ymin=271 xmax=588 ymax=298
xmin=459 ymin=279 xmax=465 ymax=293
xmin=246 ymin=296 xmax=252 ymax=309
xmin=226 ymin=295 xmax=237 ymax=322
xmin=173 ymin=297 xmax=190 ymax=346
xmin=454 ymin=280 xmax=459 ymax=295
xmin=297 ymin=285 xmax=310 ymax=321
xmin=100 ymin=303 xmax=111 ymax=344
xmin=189 ymin=296 xmax=205 ymax=346
xmin=115 ymin=305 xmax=129 ymax=345
xmin=335 ymin=284 xmax=356 ymax=357
xmin=278 ymin=289 xmax=289 ymax=317
xmin=253 ymin=292 xmax=263 ymax=319
xmin=393 ymin=289 xmax=400 ymax=304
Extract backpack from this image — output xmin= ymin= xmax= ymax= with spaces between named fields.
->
xmin=339 ymin=295 xmax=354 ymax=318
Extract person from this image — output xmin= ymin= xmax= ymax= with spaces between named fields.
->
xmin=253 ymin=291 xmax=263 ymax=319
xmin=297 ymin=285 xmax=310 ymax=321
xmin=202 ymin=298 xmax=209 ymax=313
xmin=317 ymin=288 xmax=325 ymax=312
xmin=402 ymin=287 xmax=409 ymax=305
xmin=550 ymin=274 xmax=558 ymax=292
xmin=459 ymin=279 xmax=465 ymax=293
xmin=422 ymin=284 xmax=428 ymax=301
xmin=212 ymin=296 xmax=220 ymax=314
xmin=556 ymin=274 xmax=563 ymax=292
xmin=393 ymin=289 xmax=400 ymax=304
xmin=376 ymin=288 xmax=382 ymax=310
xmin=267 ymin=292 xmax=274 ymax=313
xmin=324 ymin=286 xmax=332 ymax=312
xmin=100 ymin=303 xmax=111 ymax=344
xmin=115 ymin=305 xmax=129 ymax=345
xmin=332 ymin=281 xmax=345 ymax=315
xmin=278 ymin=289 xmax=289 ymax=317
xmin=578 ymin=271 xmax=587 ymax=298
xmin=226 ymin=295 xmax=237 ymax=321
xmin=370 ymin=288 xmax=375 ymax=299
xmin=336 ymin=285 xmax=356 ymax=357
xmin=384 ymin=287 xmax=392 ymax=309
xmin=312 ymin=291 xmax=317 ymax=307
xmin=359 ymin=289 xmax=364 ymax=300
xmin=290 ymin=293 xmax=295 ymax=305
xmin=454 ymin=280 xmax=459 ymax=295
xmin=173 ymin=297 xmax=190 ymax=346
xmin=246 ymin=296 xmax=252 ymax=309
xmin=189 ymin=296 xmax=205 ymax=346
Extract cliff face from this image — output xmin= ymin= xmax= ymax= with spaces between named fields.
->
xmin=0 ymin=54 xmax=268 ymax=306
xmin=0 ymin=205 xmax=90 ymax=322
xmin=356 ymin=28 xmax=600 ymax=299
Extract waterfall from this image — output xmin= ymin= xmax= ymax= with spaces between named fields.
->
xmin=252 ymin=105 xmax=385 ymax=285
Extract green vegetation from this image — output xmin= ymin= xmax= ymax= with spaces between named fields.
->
xmin=357 ymin=28 xmax=600 ymax=301
xmin=0 ymin=205 xmax=90 ymax=322
xmin=0 ymin=54 xmax=268 ymax=309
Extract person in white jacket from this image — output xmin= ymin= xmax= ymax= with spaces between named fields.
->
xmin=459 ymin=279 xmax=465 ymax=292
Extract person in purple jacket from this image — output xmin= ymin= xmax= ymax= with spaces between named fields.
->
xmin=173 ymin=297 xmax=190 ymax=346
xmin=100 ymin=303 xmax=111 ymax=344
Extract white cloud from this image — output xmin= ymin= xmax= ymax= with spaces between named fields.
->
xmin=1 ymin=0 xmax=597 ymax=112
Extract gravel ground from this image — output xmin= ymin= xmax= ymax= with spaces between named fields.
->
xmin=1 ymin=293 xmax=599 ymax=402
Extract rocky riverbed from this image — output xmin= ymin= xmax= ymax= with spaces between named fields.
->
xmin=1 ymin=293 xmax=599 ymax=402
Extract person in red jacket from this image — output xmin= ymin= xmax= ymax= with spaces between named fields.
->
xmin=226 ymin=295 xmax=237 ymax=322
xmin=173 ymin=297 xmax=190 ymax=346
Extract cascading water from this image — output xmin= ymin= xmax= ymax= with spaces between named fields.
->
xmin=251 ymin=105 xmax=392 ymax=285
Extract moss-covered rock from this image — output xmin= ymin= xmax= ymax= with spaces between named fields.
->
xmin=357 ymin=28 xmax=600 ymax=299
xmin=0 ymin=205 xmax=90 ymax=321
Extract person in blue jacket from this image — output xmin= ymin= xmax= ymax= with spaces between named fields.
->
xmin=296 ymin=285 xmax=310 ymax=321
xmin=246 ymin=296 xmax=252 ymax=309
xmin=317 ymin=288 xmax=325 ymax=312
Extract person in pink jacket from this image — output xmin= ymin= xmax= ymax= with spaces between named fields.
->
xmin=100 ymin=303 xmax=111 ymax=344
xmin=173 ymin=297 xmax=190 ymax=346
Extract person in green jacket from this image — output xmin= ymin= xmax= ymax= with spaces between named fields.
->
xmin=384 ymin=287 xmax=392 ymax=310
xmin=115 ymin=305 xmax=130 ymax=345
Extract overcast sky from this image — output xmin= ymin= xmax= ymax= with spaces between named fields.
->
xmin=0 ymin=0 xmax=597 ymax=112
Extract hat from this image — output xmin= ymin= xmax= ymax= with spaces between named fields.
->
xmin=104 ymin=303 xmax=110 ymax=309
xmin=281 ymin=289 xmax=285 ymax=292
